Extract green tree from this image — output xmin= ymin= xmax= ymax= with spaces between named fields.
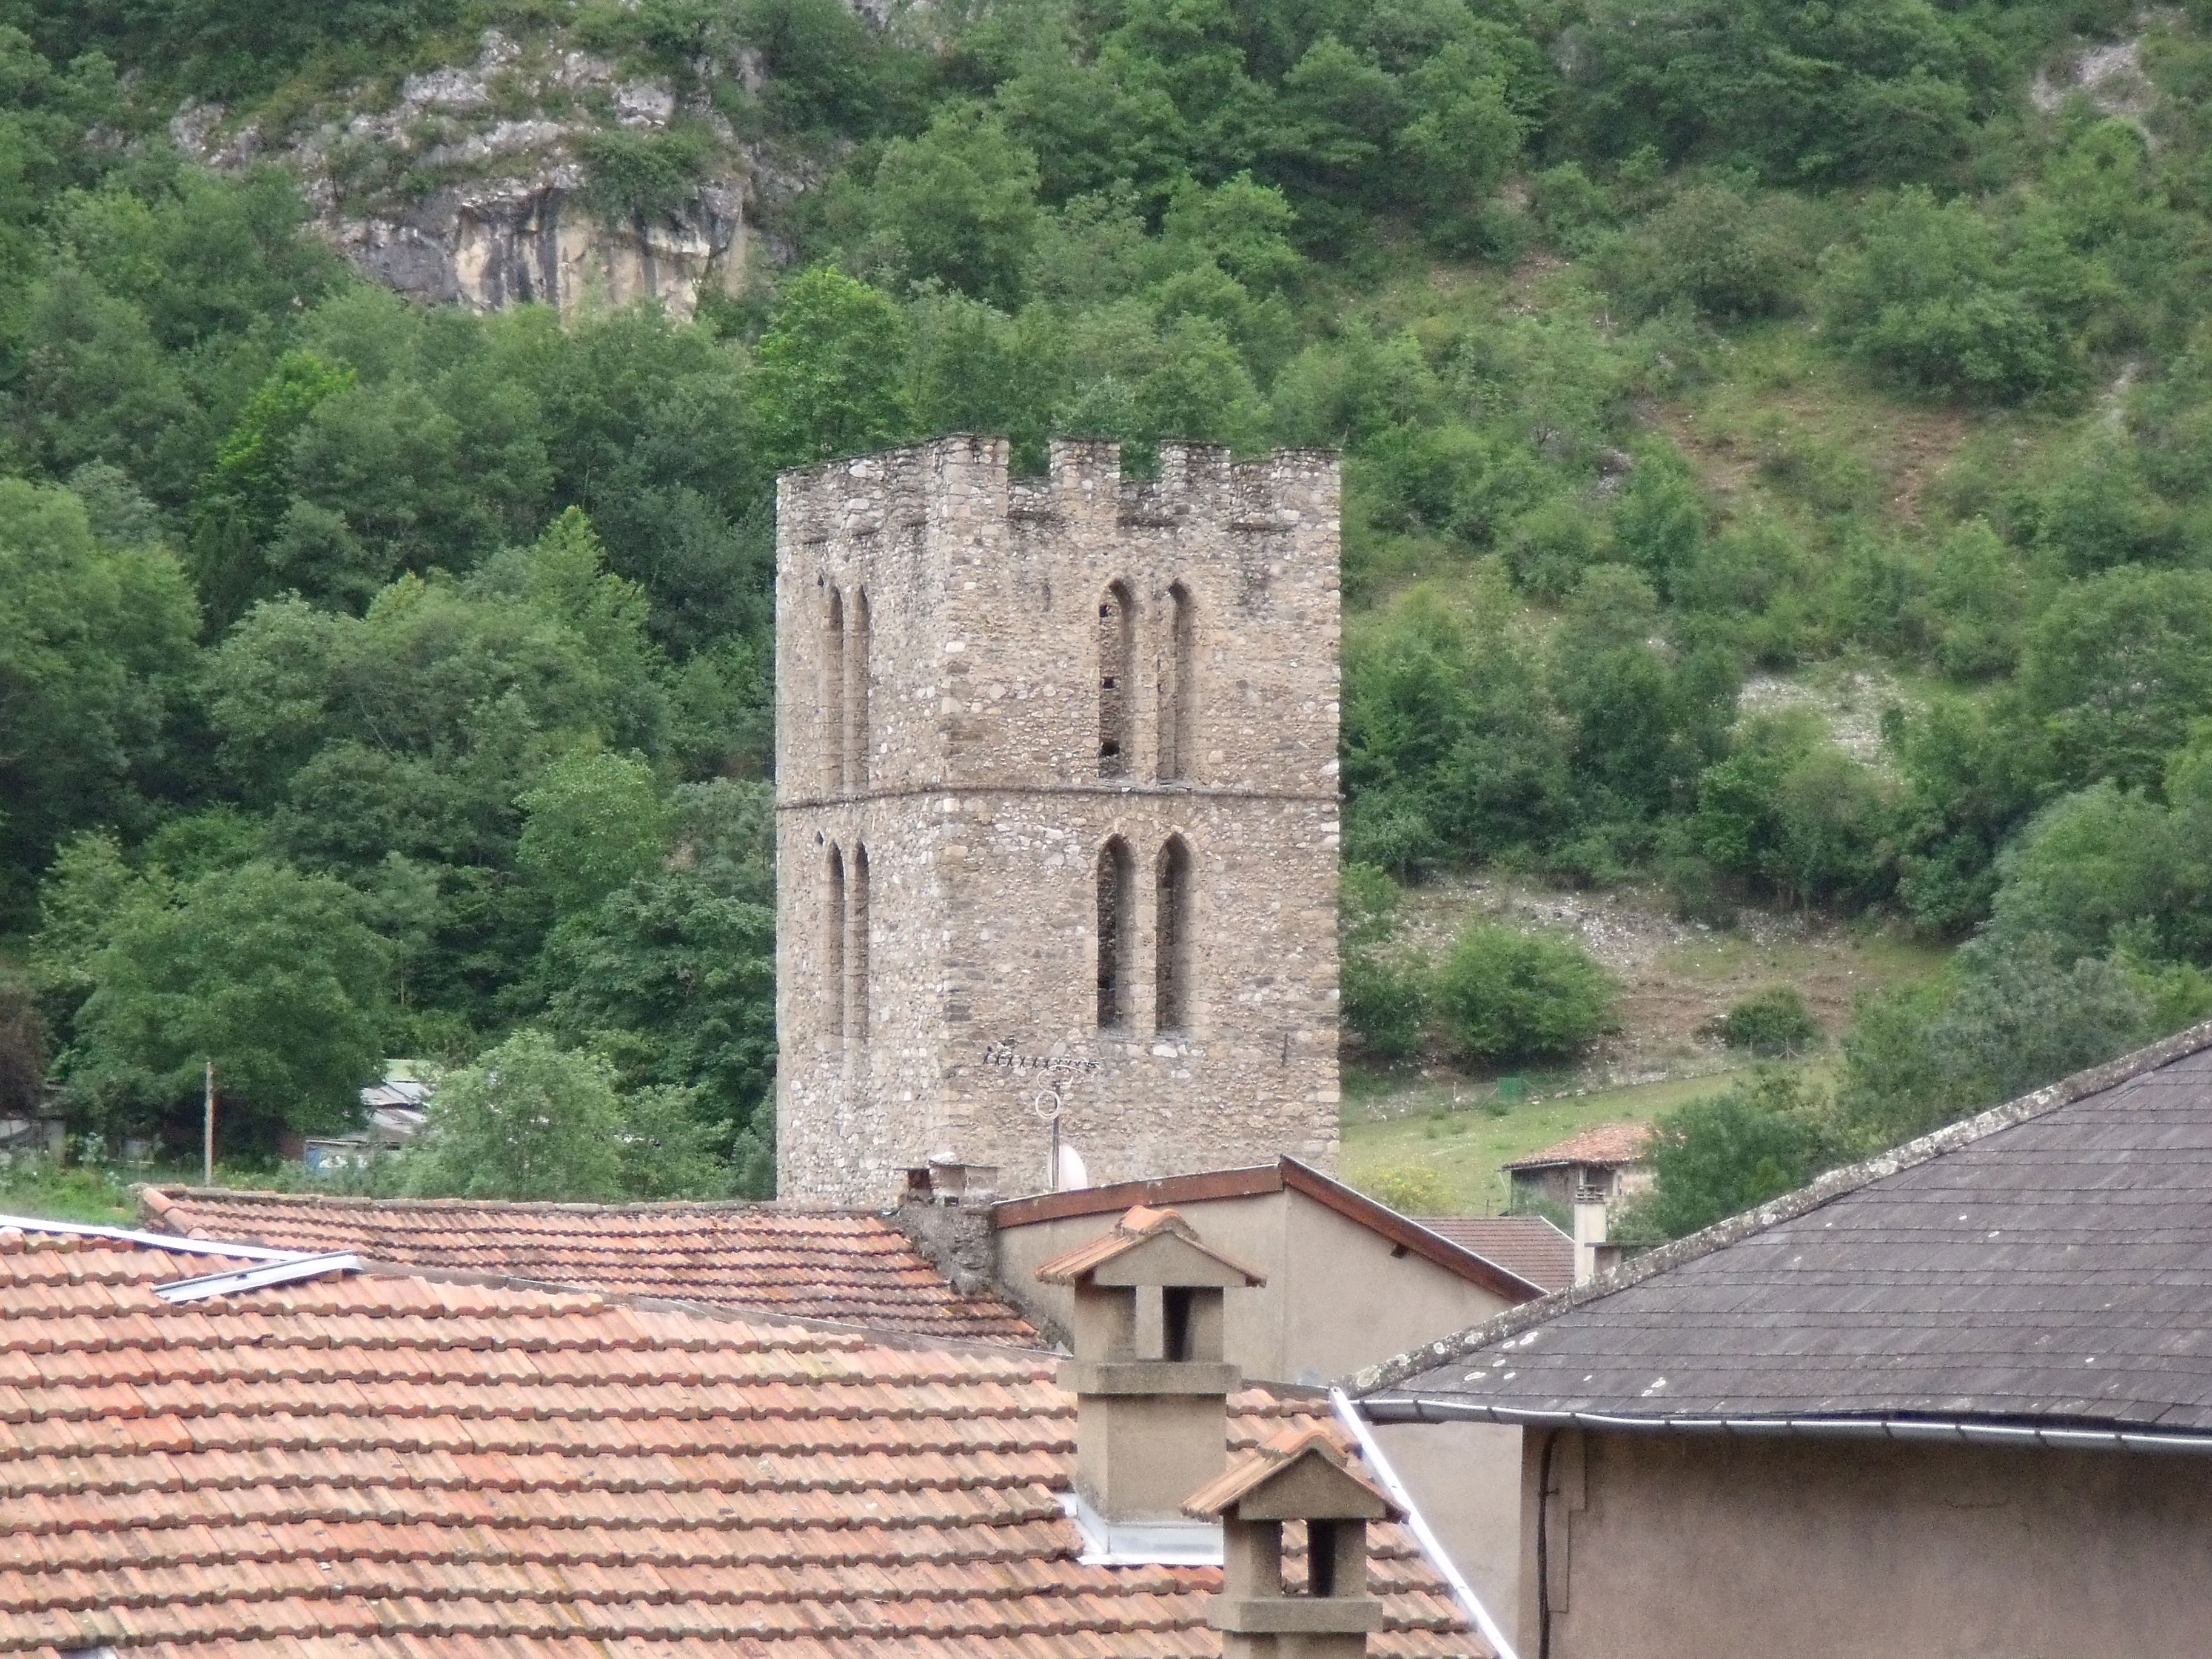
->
xmin=65 ymin=860 xmax=389 ymax=1146
xmin=748 ymin=267 xmax=914 ymax=468
xmin=515 ymin=750 xmax=673 ymax=917
xmin=0 ymin=478 xmax=198 ymax=922
xmin=1632 ymin=1069 xmax=1838 ymax=1241
xmin=401 ymin=1028 xmax=626 ymax=1201
xmin=863 ymin=103 xmax=1042 ymax=308
xmin=1432 ymin=921 xmax=1617 ymax=1067
xmin=2019 ymin=567 xmax=2212 ymax=793
xmin=532 ymin=781 xmax=777 ymax=1168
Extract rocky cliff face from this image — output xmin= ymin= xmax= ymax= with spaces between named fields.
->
xmin=172 ymin=31 xmax=768 ymax=321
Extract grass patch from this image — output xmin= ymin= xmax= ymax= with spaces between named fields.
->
xmin=1340 ymin=1064 xmax=1825 ymax=1215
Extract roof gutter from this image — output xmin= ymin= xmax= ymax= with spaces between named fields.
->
xmin=0 ymin=1212 xmax=301 ymax=1261
xmin=1332 ymin=1388 xmax=1521 ymax=1659
xmin=1361 ymin=1393 xmax=2212 ymax=1458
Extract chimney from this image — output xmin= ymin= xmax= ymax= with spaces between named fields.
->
xmin=1034 ymin=1205 xmax=1265 ymax=1558
xmin=1572 ymin=1193 xmax=1609 ymax=1286
xmin=1182 ymin=1425 xmax=1403 ymax=1659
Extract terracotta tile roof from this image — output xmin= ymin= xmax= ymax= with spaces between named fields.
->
xmin=136 ymin=1186 xmax=1035 ymax=1343
xmin=1032 ymin=1205 xmax=1268 ymax=1286
xmin=1415 ymin=1217 xmax=1576 ymax=1293
xmin=1500 ymin=1122 xmax=1655 ymax=1172
xmin=0 ymin=1225 xmax=1487 ymax=1659
xmin=1182 ymin=1426 xmax=1398 ymax=1520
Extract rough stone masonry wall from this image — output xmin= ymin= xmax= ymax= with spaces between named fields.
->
xmin=776 ymin=437 xmax=1341 ymax=1207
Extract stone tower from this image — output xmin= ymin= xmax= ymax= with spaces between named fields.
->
xmin=774 ymin=436 xmax=1340 ymax=1207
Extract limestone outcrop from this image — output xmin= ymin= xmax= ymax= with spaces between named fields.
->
xmin=170 ymin=30 xmax=768 ymax=320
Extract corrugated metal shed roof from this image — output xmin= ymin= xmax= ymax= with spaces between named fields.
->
xmin=1361 ymin=1021 xmax=2212 ymax=1436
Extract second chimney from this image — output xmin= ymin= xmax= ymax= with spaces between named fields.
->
xmin=1035 ymin=1205 xmax=1267 ymax=1555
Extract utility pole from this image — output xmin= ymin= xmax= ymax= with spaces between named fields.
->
xmin=203 ymin=1059 xmax=215 ymax=1187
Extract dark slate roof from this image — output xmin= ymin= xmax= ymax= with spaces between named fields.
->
xmin=1357 ymin=1022 xmax=2212 ymax=1438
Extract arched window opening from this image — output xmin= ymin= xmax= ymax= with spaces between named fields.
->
xmin=825 ymin=843 xmax=846 ymax=1039
xmin=1155 ymin=834 xmax=1192 ymax=1033
xmin=849 ymin=589 xmax=871 ymax=791
xmin=1096 ymin=837 xmax=1135 ymax=1029
xmin=824 ymin=588 xmax=846 ymax=793
xmin=849 ymin=843 xmax=871 ymax=1043
xmin=1098 ymin=582 xmax=1133 ymax=778
xmin=1159 ymin=583 xmax=1196 ymax=782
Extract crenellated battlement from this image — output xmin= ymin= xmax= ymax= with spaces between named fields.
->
xmin=778 ymin=435 xmax=1338 ymax=545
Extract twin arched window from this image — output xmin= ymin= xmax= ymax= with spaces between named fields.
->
xmin=1098 ymin=581 xmax=1196 ymax=780
xmin=823 ymin=584 xmax=870 ymax=793
xmin=1096 ymin=833 xmax=1194 ymax=1034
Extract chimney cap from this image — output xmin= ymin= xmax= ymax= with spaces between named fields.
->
xmin=1181 ymin=1426 xmax=1401 ymax=1523
xmin=1034 ymin=1204 xmax=1267 ymax=1289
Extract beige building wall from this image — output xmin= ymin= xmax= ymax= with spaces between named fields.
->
xmin=1372 ymin=1419 xmax=1523 ymax=1644
xmin=775 ymin=437 xmax=1342 ymax=1206
xmin=1505 ymin=1427 xmax=2212 ymax=1658
xmin=993 ymin=1185 xmax=1518 ymax=1387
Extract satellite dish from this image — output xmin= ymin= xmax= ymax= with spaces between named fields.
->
xmin=1056 ymin=1140 xmax=1090 ymax=1191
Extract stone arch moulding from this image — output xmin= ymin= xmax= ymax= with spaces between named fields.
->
xmin=1154 ymin=831 xmax=1195 ymax=1036
xmin=1095 ymin=833 xmax=1136 ymax=1030
xmin=824 ymin=840 xmax=846 ymax=1041
xmin=1098 ymin=580 xmax=1136 ymax=779
xmin=823 ymin=585 xmax=846 ymax=794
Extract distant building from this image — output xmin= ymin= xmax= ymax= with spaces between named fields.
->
xmin=1501 ymin=1122 xmax=1655 ymax=1212
xmin=1359 ymin=1021 xmax=2212 ymax=1659
xmin=291 ymin=1063 xmax=435 ymax=1171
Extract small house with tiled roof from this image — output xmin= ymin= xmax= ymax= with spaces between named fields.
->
xmin=1499 ymin=1122 xmax=1654 ymax=1213
xmin=1355 ymin=1020 xmax=2212 ymax=1659
xmin=0 ymin=1205 xmax=1492 ymax=1659
xmin=136 ymin=1185 xmax=1037 ymax=1344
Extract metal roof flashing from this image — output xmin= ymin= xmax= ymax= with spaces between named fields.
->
xmin=1058 ymin=1489 xmax=1224 ymax=1566
xmin=153 ymin=1252 xmax=363 ymax=1303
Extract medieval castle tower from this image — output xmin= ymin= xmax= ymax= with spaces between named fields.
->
xmin=774 ymin=436 xmax=1341 ymax=1207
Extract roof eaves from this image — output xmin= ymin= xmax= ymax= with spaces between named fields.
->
xmin=1353 ymin=1396 xmax=2212 ymax=1458
xmin=1353 ymin=1014 xmax=2212 ymax=1396
xmin=990 ymin=1162 xmax=1285 ymax=1227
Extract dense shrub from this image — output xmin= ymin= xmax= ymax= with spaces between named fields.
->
xmin=1720 ymin=986 xmax=1823 ymax=1054
xmin=1432 ymin=921 xmax=1618 ymax=1066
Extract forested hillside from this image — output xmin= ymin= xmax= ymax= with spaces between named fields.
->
xmin=7 ymin=0 xmax=2212 ymax=1210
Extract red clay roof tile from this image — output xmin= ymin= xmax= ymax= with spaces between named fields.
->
xmin=134 ymin=1190 xmax=1035 ymax=1345
xmin=1498 ymin=1121 xmax=1655 ymax=1172
xmin=0 ymin=1228 xmax=1485 ymax=1659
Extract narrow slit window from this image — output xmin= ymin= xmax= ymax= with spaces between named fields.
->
xmin=849 ymin=843 xmax=871 ymax=1042
xmin=825 ymin=843 xmax=846 ymax=1039
xmin=1155 ymin=834 xmax=1192 ymax=1033
xmin=849 ymin=589 xmax=871 ymax=791
xmin=1096 ymin=836 xmax=1134 ymax=1028
xmin=1159 ymin=582 xmax=1195 ymax=781
xmin=1098 ymin=582 xmax=1133 ymax=777
xmin=824 ymin=588 xmax=846 ymax=793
